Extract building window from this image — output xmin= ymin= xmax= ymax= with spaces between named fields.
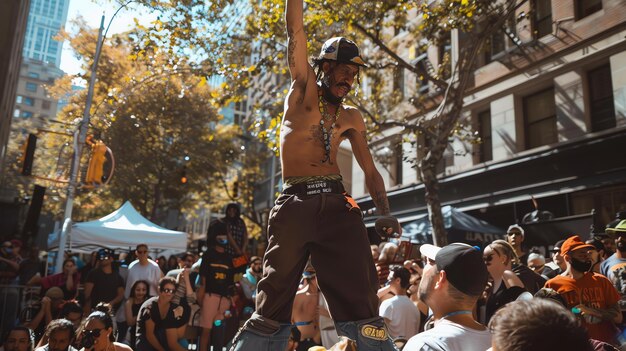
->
xmin=484 ymin=18 xmax=517 ymax=63
xmin=477 ymin=109 xmax=492 ymax=162
xmin=21 ymin=111 xmax=33 ymax=118
xmin=394 ymin=67 xmax=405 ymax=99
xmin=412 ymin=53 xmax=430 ymax=94
xmin=439 ymin=34 xmax=452 ymax=79
xmin=394 ymin=142 xmax=403 ymax=186
xmin=26 ymin=82 xmax=37 ymax=92
xmin=16 ymin=96 xmax=23 ymax=104
xmin=14 ymin=109 xmax=20 ymax=118
xmin=234 ymin=113 xmax=244 ymax=125
xmin=42 ymin=100 xmax=51 ymax=110
xmin=533 ymin=0 xmax=552 ymax=38
xmin=588 ymin=64 xmax=615 ymax=132
xmin=575 ymin=0 xmax=602 ymax=20
xmin=23 ymin=97 xmax=35 ymax=106
xmin=28 ymin=72 xmax=39 ymax=79
xmin=524 ymin=87 xmax=557 ymax=149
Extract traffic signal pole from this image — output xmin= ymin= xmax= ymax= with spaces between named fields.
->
xmin=55 ymin=15 xmax=105 ymax=273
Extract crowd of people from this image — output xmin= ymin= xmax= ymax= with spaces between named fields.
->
xmin=275 ymin=220 xmax=626 ymax=351
xmin=0 ymin=201 xmax=626 ymax=351
xmin=372 ymin=221 xmax=626 ymax=351
xmin=3 ymin=206 xmax=626 ymax=351
xmin=0 ymin=203 xmax=256 ymax=351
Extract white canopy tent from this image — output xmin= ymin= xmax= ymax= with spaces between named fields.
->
xmin=48 ymin=201 xmax=187 ymax=254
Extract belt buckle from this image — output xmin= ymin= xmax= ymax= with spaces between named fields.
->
xmin=305 ymin=180 xmax=333 ymax=195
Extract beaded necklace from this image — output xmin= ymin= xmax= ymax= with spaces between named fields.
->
xmin=318 ymin=96 xmax=341 ymax=164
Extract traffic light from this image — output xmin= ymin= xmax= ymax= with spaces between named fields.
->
xmin=21 ymin=133 xmax=37 ymax=176
xmin=180 ymin=167 xmax=188 ymax=184
xmin=85 ymin=140 xmax=107 ymax=184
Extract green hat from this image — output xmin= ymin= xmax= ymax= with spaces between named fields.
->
xmin=606 ymin=219 xmax=626 ymax=239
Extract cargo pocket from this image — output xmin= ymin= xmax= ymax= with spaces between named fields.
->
xmin=268 ymin=193 xmax=295 ymax=226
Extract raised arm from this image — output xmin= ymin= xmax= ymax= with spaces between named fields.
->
xmin=285 ymin=0 xmax=309 ymax=85
xmin=346 ymin=113 xmax=391 ymax=216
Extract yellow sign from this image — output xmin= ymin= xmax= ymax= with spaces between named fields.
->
xmin=360 ymin=324 xmax=387 ymax=341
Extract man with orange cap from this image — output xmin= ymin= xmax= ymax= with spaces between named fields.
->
xmin=545 ymin=235 xmax=621 ymax=345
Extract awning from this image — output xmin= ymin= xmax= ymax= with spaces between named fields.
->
xmin=366 ymin=206 xmax=504 ymax=244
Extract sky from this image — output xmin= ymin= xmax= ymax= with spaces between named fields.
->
xmin=60 ymin=0 xmax=158 ymax=76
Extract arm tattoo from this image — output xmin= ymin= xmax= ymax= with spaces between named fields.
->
xmin=373 ymin=190 xmax=391 ymax=216
xmin=288 ymin=40 xmax=296 ymax=68
xmin=287 ymin=30 xmax=296 ymax=68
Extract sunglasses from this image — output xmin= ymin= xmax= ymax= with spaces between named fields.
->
xmin=507 ymin=232 xmax=523 ymax=236
xmin=483 ymin=254 xmax=495 ymax=262
xmin=160 ymin=288 xmax=175 ymax=294
xmin=137 ymin=250 xmax=148 ymax=254
xmin=82 ymin=328 xmax=104 ymax=337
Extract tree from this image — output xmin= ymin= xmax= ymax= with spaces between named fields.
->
xmin=40 ymin=20 xmax=259 ymax=228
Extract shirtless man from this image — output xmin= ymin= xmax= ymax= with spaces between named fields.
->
xmin=291 ymin=271 xmax=321 ymax=350
xmin=230 ymin=0 xmax=397 ymax=349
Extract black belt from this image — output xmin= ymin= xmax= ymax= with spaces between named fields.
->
xmin=283 ymin=179 xmax=345 ymax=195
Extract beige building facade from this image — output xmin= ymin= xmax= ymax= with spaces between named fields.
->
xmin=13 ymin=58 xmax=63 ymax=126
xmin=340 ymin=0 xmax=626 ymax=242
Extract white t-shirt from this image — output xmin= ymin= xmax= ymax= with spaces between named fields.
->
xmin=125 ymin=259 xmax=162 ymax=298
xmin=379 ymin=295 xmax=421 ymax=340
xmin=404 ymin=319 xmax=491 ymax=351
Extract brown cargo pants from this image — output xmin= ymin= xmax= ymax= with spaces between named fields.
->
xmin=255 ymin=179 xmax=380 ymax=323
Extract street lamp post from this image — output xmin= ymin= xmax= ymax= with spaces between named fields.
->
xmin=55 ymin=15 xmax=105 ymax=273
xmin=55 ymin=0 xmax=136 ymax=272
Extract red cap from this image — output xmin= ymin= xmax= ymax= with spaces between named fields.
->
xmin=10 ymin=239 xmax=22 ymax=248
xmin=561 ymin=235 xmax=594 ymax=255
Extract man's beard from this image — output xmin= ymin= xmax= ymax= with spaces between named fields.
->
xmin=252 ymin=267 xmax=262 ymax=274
xmin=321 ymin=75 xmax=349 ymax=105
xmin=570 ymin=258 xmax=592 ymax=273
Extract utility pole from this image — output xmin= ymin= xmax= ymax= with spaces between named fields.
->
xmin=55 ymin=15 xmax=105 ymax=272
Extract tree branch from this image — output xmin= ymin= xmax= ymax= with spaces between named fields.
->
xmin=351 ymin=22 xmax=448 ymax=90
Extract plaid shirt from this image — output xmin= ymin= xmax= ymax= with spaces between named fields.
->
xmin=224 ymin=219 xmax=247 ymax=257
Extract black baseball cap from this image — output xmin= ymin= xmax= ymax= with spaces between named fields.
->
xmin=436 ymin=243 xmax=488 ymax=296
xmin=319 ymin=37 xmax=368 ymax=67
